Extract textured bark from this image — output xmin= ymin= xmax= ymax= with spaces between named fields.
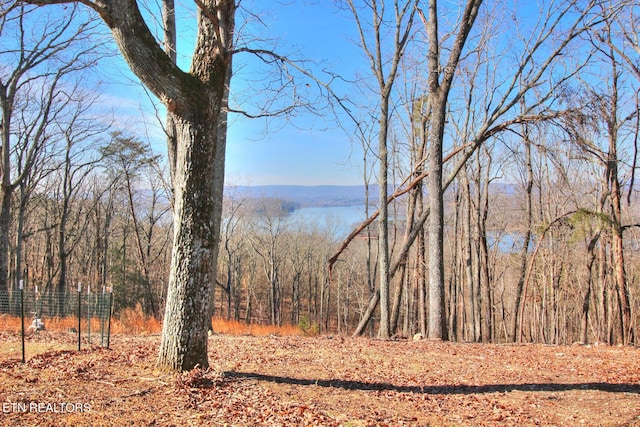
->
xmin=24 ymin=0 xmax=239 ymax=370
xmin=23 ymin=2 xmax=232 ymax=363
xmin=426 ymin=90 xmax=446 ymax=340
xmin=608 ymin=107 xmax=633 ymax=345
xmin=377 ymin=107 xmax=391 ymax=339
xmin=422 ymin=0 xmax=482 ymax=340
xmin=158 ymin=107 xmax=227 ymax=370
xmin=0 ymin=33 xmax=15 ymax=310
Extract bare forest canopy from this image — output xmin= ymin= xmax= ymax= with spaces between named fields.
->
xmin=1 ymin=0 xmax=639 ymax=355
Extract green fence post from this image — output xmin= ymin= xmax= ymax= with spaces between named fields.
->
xmin=20 ymin=280 xmax=25 ymax=363
xmin=77 ymin=282 xmax=82 ymax=351
xmin=106 ymin=291 xmax=112 ymax=349
xmin=87 ymin=285 xmax=91 ymax=345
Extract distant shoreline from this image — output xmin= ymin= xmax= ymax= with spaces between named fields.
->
xmin=225 ymin=183 xmax=517 ymax=208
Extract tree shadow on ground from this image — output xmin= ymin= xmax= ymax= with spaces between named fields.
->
xmin=224 ymin=371 xmax=640 ymax=395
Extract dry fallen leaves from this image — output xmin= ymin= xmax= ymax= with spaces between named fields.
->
xmin=0 ymin=332 xmax=639 ymax=426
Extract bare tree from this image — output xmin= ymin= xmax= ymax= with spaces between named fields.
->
xmin=418 ymin=0 xmax=609 ymax=340
xmin=50 ymin=97 xmax=103 ymax=315
xmin=343 ymin=0 xmax=606 ymax=342
xmin=561 ymin=13 xmax=638 ymax=343
xmin=101 ymin=132 xmax=168 ymax=318
xmin=344 ymin=0 xmax=419 ymax=339
xmin=420 ymin=0 xmax=482 ymax=340
xmin=0 ymin=3 xmax=102 ymax=310
xmin=247 ymin=199 xmax=290 ymax=326
xmin=511 ymin=122 xmax=535 ymax=341
xmin=217 ymin=186 xmax=247 ymax=322
xmin=286 ymin=218 xmax=316 ymax=327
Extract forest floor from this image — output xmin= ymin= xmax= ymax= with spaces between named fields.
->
xmin=0 ymin=331 xmax=639 ymax=426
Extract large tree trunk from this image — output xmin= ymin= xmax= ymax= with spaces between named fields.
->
xmin=82 ymin=0 xmax=234 ymax=370
xmin=422 ymin=0 xmax=482 ymax=340
xmin=610 ymin=157 xmax=632 ymax=344
xmin=76 ymin=0 xmax=235 ymax=371
xmin=377 ymin=115 xmax=391 ymax=338
xmin=0 ymin=90 xmax=13 ymax=311
xmin=157 ymin=106 xmax=226 ymax=370
xmin=25 ymin=0 xmax=234 ymax=371
xmin=426 ymin=90 xmax=446 ymax=340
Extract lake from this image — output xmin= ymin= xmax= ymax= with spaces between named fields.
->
xmin=289 ymin=205 xmax=529 ymax=253
xmin=288 ymin=204 xmax=410 ymax=239
xmin=288 ymin=205 xmax=370 ymax=238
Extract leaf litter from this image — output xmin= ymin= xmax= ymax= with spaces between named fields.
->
xmin=0 ymin=332 xmax=638 ymax=426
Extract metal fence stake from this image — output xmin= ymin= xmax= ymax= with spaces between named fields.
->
xmin=77 ymin=282 xmax=82 ymax=351
xmin=20 ymin=280 xmax=25 ymax=363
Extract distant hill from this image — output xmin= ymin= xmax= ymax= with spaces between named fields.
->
xmin=226 ymin=185 xmax=380 ymax=207
xmin=225 ymin=182 xmax=518 ymax=208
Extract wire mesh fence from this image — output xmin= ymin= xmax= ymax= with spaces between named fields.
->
xmin=0 ymin=285 xmax=113 ymax=362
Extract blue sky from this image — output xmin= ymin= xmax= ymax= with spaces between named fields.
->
xmin=224 ymin=2 xmax=365 ymax=186
xmin=103 ymin=1 xmax=367 ymax=186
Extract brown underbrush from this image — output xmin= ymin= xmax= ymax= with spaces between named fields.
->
xmin=0 ymin=310 xmax=301 ymax=337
